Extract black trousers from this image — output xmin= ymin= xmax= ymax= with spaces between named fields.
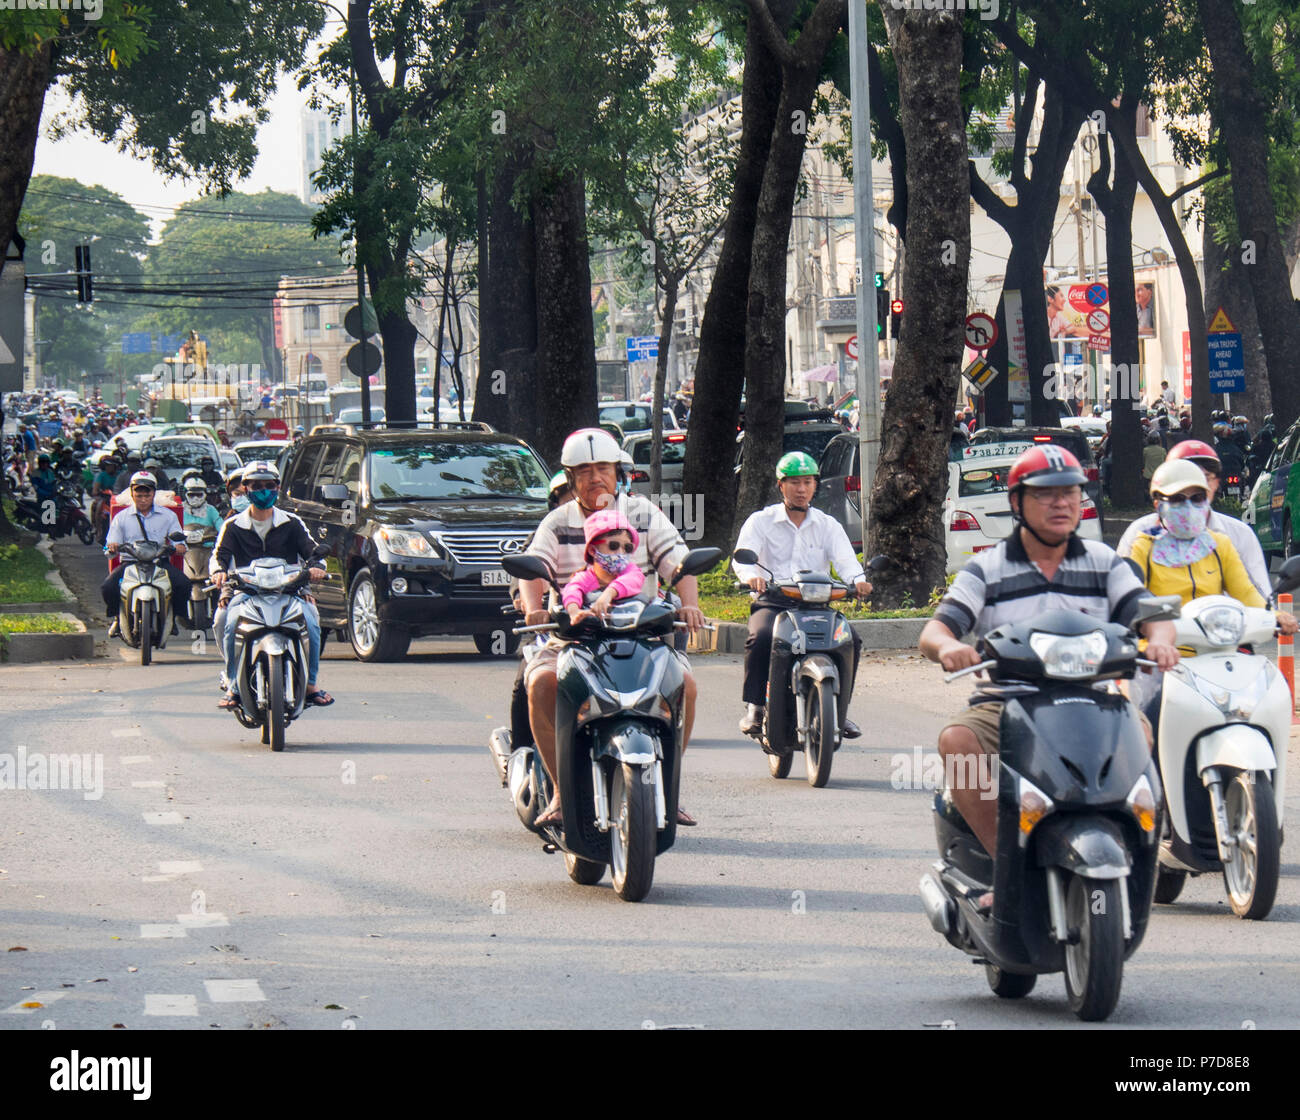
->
xmin=743 ymin=591 xmax=862 ymax=707
xmin=509 ymin=654 xmax=533 ymax=748
xmin=101 ymin=563 xmax=192 ymax=622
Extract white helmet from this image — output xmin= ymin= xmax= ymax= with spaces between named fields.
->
xmin=243 ymin=460 xmax=281 ymax=486
xmin=129 ymin=470 xmax=158 ymax=489
xmin=184 ymin=477 xmax=207 ymax=502
xmin=560 ymin=428 xmax=622 ymax=468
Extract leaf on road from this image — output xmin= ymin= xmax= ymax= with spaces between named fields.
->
xmin=8 ymin=946 xmax=28 ymax=952
xmin=21 ymin=1001 xmax=43 ymax=1008
xmin=126 ymin=967 xmax=138 ymax=973
xmin=324 ymin=1003 xmax=344 ymax=1010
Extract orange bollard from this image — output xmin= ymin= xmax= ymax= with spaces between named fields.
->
xmin=1278 ymin=593 xmax=1296 ymax=723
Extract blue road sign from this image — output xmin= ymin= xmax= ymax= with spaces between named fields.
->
xmin=1086 ymin=283 xmax=1109 ymax=307
xmin=1208 ymin=332 xmax=1244 ymax=394
xmin=626 ymin=335 xmax=659 ymax=362
xmin=121 ymin=332 xmax=152 ymax=354
xmin=157 ymin=334 xmax=180 ymax=354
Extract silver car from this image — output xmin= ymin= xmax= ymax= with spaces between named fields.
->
xmin=622 ymin=430 xmax=686 ymax=496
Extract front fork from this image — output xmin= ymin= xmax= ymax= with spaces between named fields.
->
xmin=1202 ymin=766 xmax=1237 ymax=863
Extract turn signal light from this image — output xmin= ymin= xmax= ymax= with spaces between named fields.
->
xmin=1126 ymin=775 xmax=1158 ymax=834
xmin=1019 ymin=789 xmax=1053 ymax=837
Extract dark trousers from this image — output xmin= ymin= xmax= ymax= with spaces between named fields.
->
xmin=101 ymin=564 xmax=192 ymax=623
xmin=510 ymin=654 xmax=533 ymax=747
xmin=743 ymin=592 xmax=862 ymax=707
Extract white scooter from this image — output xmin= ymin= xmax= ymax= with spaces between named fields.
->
xmin=1151 ymin=556 xmax=1300 ymax=919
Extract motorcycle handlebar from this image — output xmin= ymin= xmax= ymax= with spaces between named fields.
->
xmin=943 ymin=659 xmax=997 ymax=683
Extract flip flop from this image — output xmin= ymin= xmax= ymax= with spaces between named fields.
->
xmin=676 ymin=807 xmax=697 ymax=827
xmin=218 ymin=695 xmax=240 ymax=710
xmin=535 ymin=805 xmax=563 ymax=827
xmin=305 ymin=690 xmax=335 ymax=707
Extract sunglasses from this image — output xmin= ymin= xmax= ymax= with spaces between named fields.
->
xmin=130 ymin=486 xmax=155 ymax=494
xmin=596 ymin=538 xmax=633 ymax=553
xmin=1160 ymin=492 xmax=1208 ymax=506
xmin=250 ymin=482 xmax=280 ymax=491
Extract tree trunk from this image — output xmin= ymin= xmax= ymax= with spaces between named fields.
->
xmin=0 ymin=42 xmax=52 ymax=271
xmin=367 ymin=249 xmax=418 ymax=427
xmin=650 ymin=271 xmax=679 ymax=495
xmin=531 ymin=171 xmax=597 ymax=469
xmin=869 ymin=6 xmax=969 ymax=607
xmin=680 ymin=4 xmax=791 ymax=549
xmin=1198 ymin=0 xmax=1300 ymax=431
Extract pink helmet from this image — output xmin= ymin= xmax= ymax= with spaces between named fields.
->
xmin=583 ymin=509 xmax=639 ymax=562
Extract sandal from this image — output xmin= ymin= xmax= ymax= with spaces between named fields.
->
xmin=305 ymin=689 xmax=335 ymax=707
xmin=535 ymin=804 xmax=563 ymax=827
xmin=676 ymin=807 xmax=697 ymax=827
xmin=218 ymin=694 xmax=240 ymax=710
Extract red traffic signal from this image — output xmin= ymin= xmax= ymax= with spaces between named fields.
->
xmin=890 ymin=299 xmax=904 ymax=315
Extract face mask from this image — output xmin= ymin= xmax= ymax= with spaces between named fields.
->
xmin=249 ymin=488 xmax=278 ymax=510
xmin=1158 ymin=499 xmax=1210 ymax=540
xmin=186 ymin=493 xmax=206 ymax=507
xmin=231 ymin=494 xmax=251 ymax=512
xmin=593 ymin=549 xmax=631 ymax=576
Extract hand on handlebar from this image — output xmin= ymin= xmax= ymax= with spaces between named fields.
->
xmin=938 ymin=641 xmax=983 ymax=674
xmin=677 ymin=604 xmax=705 ymax=633
xmin=525 ymin=609 xmax=550 ymax=627
xmin=212 ymin=570 xmax=226 ymax=588
xmin=308 ymin=567 xmax=326 ymax=583
xmin=1143 ymin=640 xmax=1180 ymax=672
xmin=746 ymin=576 xmax=767 ymax=593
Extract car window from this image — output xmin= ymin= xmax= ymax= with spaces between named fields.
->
xmin=959 ymin=465 xmax=1012 ymax=497
xmin=286 ymin=443 xmax=324 ymax=500
xmin=599 ymin=405 xmax=651 ymax=433
xmin=336 ymin=445 xmax=363 ymax=496
xmin=314 ymin=441 xmax=345 ymax=496
xmin=822 ymin=438 xmax=849 ymax=477
xmin=631 ymin=439 xmax=686 ymax=466
xmin=1282 ymin=424 xmax=1300 ymax=465
xmin=368 ymin=442 xmax=549 ymax=500
xmin=783 ymin=428 xmax=838 ymax=462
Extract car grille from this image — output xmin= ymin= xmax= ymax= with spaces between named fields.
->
xmin=434 ymin=531 xmax=531 ymax=565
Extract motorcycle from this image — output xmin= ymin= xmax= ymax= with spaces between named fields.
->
xmin=493 ymin=547 xmax=721 ymax=902
xmin=15 ymin=480 xmax=95 ymax=544
xmin=110 ymin=533 xmax=187 ymax=666
xmin=731 ymin=548 xmax=891 ymax=787
xmin=216 ymin=555 xmax=328 ymax=752
xmin=1149 ymin=558 xmax=1300 ymax=919
xmin=918 ymin=601 xmax=1174 ymax=1021
xmin=182 ymin=526 xmax=219 ymax=630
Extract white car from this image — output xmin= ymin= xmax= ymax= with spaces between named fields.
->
xmin=233 ymin=438 xmax=294 ymax=465
xmin=945 ymin=453 xmax=1102 ymax=574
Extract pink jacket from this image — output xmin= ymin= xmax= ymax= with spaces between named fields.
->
xmin=562 ymin=563 xmax=645 ymax=608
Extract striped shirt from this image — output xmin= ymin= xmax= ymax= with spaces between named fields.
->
xmin=933 ymin=532 xmax=1147 ymax=639
xmin=526 ymin=495 xmax=690 ymax=599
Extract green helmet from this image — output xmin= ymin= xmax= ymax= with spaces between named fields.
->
xmin=775 ymin=451 xmax=819 ymax=480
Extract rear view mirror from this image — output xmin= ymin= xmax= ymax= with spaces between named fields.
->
xmin=167 ymin=530 xmax=187 ymax=543
xmin=502 ymin=554 xmax=559 ymax=590
xmin=670 ymin=547 xmax=723 ymax=586
xmin=1273 ymin=555 xmax=1300 ymax=599
xmin=732 ymin=548 xmax=758 ymax=565
xmin=1130 ymin=595 xmax=1182 ymax=626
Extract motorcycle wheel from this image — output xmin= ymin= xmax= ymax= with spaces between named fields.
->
xmin=76 ymin=518 xmax=95 ymax=546
xmin=1063 ymin=874 xmax=1124 ymax=1021
xmin=805 ymin=679 xmax=837 ymax=788
xmin=266 ymin=654 xmax=286 ymax=752
xmin=1222 ymin=770 xmax=1279 ymax=920
xmin=564 ymin=852 xmax=605 ymax=885
xmin=139 ymin=602 xmax=153 ymax=667
xmin=609 ymin=762 xmax=656 ymax=902
xmin=1153 ymin=866 xmax=1187 ymax=904
xmin=985 ymin=964 xmax=1036 ymax=999
xmin=768 ymin=752 xmax=793 ymax=779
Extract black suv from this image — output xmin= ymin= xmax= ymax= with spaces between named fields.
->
xmin=278 ymin=424 xmax=551 ymax=660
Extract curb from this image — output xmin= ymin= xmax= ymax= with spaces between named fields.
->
xmin=0 ymin=613 xmax=94 ymax=664
xmin=34 ymin=538 xmax=78 ymax=603
xmin=708 ymin=616 xmax=928 ymax=654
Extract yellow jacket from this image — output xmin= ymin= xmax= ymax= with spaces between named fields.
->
xmin=1128 ymin=530 xmax=1264 ymax=607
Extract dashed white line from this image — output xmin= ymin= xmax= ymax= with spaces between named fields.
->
xmin=3 ymin=991 xmax=68 ymax=1014
xmin=139 ymin=924 xmax=188 ymax=939
xmin=204 ymin=979 xmax=265 ymax=1003
xmin=177 ymin=912 xmax=229 ymax=928
xmin=111 ymin=729 xmax=143 ymax=739
xmin=142 ymin=811 xmax=184 ymax=825
xmin=143 ymin=994 xmax=198 ymax=1017
xmin=158 ymin=861 xmax=202 ymax=875
xmin=131 ymin=780 xmax=165 ymax=789
xmin=119 ymin=755 xmax=152 ymax=764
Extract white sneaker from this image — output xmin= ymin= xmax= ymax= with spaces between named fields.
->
xmin=739 ymin=703 xmax=764 ymax=735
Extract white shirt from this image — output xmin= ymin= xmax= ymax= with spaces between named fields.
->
xmin=1116 ymin=509 xmax=1271 ymax=599
xmin=732 ymin=503 xmax=865 ymax=586
xmin=105 ymin=503 xmax=182 ymax=549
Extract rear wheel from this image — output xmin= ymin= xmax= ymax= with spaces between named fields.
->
xmin=139 ymin=601 xmax=153 ymax=667
xmin=1223 ymin=770 xmax=1279 ymax=920
xmin=609 ymin=762 xmax=656 ymax=902
xmin=805 ymin=679 xmax=837 ymax=788
xmin=1063 ymin=875 xmax=1125 ymax=1021
xmin=76 ymin=517 xmax=95 ymax=546
xmin=1153 ymin=867 xmax=1187 ymax=904
xmin=474 ymin=630 xmax=521 ymax=657
xmin=564 ymin=852 xmax=605 ymax=885
xmin=266 ymin=654 xmax=285 ymax=752
xmin=985 ymin=964 xmax=1037 ymax=999
xmin=349 ymin=571 xmax=410 ymax=661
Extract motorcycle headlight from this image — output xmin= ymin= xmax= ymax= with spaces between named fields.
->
xmin=1028 ymin=629 xmax=1108 ymax=679
xmin=797 ymin=582 xmax=831 ymax=604
xmin=1197 ymin=604 xmax=1245 ymax=647
xmin=376 ymin=527 xmax=435 ymax=560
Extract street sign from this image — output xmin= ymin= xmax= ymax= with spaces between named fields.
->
xmin=626 ymin=335 xmax=659 ymax=362
xmin=346 ymin=341 xmax=382 ymax=378
xmin=964 ymin=312 xmax=997 ymax=352
xmin=121 ymin=332 xmax=152 ymax=355
xmin=1207 ymin=306 xmax=1237 ymax=334
xmin=962 ymin=357 xmax=1001 ymax=393
xmin=1208 ymin=332 xmax=1244 ymax=393
xmin=845 ymin=334 xmax=858 ymax=360
xmin=265 ymin=418 xmax=290 ymax=439
xmin=344 ymin=300 xmax=379 ymax=340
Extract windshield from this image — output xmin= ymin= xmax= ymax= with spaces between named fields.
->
xmin=145 ymin=440 xmax=213 ymax=468
xmin=368 ymin=442 xmax=549 ymax=500
xmin=631 ymin=439 xmax=686 ymax=465
xmin=959 ymin=465 xmax=1012 ymax=497
xmin=599 ymin=405 xmax=652 ymax=432
xmin=235 ymin=442 xmax=285 ymax=464
xmin=783 ymin=428 xmax=838 ymax=462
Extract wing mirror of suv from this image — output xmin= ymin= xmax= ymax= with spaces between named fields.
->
xmin=670 ymin=547 xmax=723 ymax=586
xmin=501 ymin=554 xmax=560 ymax=591
xmin=318 ymin=483 xmax=349 ymax=504
xmin=1272 ymin=555 xmax=1300 ymax=599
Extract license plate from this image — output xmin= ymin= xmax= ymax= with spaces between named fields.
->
xmin=480 ymin=569 xmax=510 ymax=586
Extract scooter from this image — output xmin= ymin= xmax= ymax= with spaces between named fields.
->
xmin=918 ymin=601 xmax=1173 ymax=1021
xmin=216 ymin=556 xmax=326 ymax=752
xmin=111 ymin=533 xmax=187 ymax=666
xmin=731 ymin=549 xmax=890 ymax=787
xmin=182 ymin=526 xmax=219 ymax=631
xmin=496 ymin=547 xmax=720 ymax=901
xmin=1149 ymin=558 xmax=1300 ymax=919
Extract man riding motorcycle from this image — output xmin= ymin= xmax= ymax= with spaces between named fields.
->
xmin=917 ymin=445 xmax=1180 ymax=878
xmin=195 ymin=455 xmax=224 ymax=493
xmin=102 ymin=471 xmax=193 ymax=636
xmin=181 ymin=475 xmax=223 ymax=580
xmin=210 ymin=461 xmax=333 ymax=710
xmin=517 ymin=427 xmax=704 ymax=827
xmin=731 ymin=451 xmax=872 ymax=738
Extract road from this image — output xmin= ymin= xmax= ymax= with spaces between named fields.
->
xmin=1 ymin=539 xmax=1298 ymax=1030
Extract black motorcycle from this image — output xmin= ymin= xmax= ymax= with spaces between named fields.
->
xmin=15 ymin=480 xmax=95 ymax=544
xmin=495 ymin=547 xmax=720 ymax=902
xmin=919 ymin=601 xmax=1174 ymax=1021
xmin=732 ymin=549 xmax=890 ymax=787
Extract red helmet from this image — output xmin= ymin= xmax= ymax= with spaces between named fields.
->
xmin=1166 ymin=439 xmax=1220 ymax=471
xmin=1006 ymin=444 xmax=1087 ymax=493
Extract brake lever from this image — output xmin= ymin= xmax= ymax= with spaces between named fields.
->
xmin=943 ymin=659 xmax=996 ymax=683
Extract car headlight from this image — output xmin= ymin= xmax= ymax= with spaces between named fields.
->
xmin=797 ymin=582 xmax=831 ymax=604
xmin=376 ymin=527 xmax=434 ymax=559
xmin=1197 ymin=604 xmax=1245 ymax=646
xmin=1028 ymin=629 xmax=1107 ymax=679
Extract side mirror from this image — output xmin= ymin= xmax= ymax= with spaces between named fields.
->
xmin=502 ymin=553 xmax=559 ymax=590
xmin=867 ymin=554 xmax=894 ymax=573
xmin=319 ymin=483 xmax=349 ymax=505
xmin=732 ymin=547 xmax=758 ymax=565
xmin=167 ymin=530 xmax=187 ymax=544
xmin=1130 ymin=595 xmax=1182 ymax=626
xmin=1272 ymin=555 xmax=1300 ymax=599
xmin=310 ymin=543 xmax=330 ymax=561
xmin=669 ymin=547 xmax=723 ymax=586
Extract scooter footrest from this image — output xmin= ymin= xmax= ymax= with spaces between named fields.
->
xmin=940 ymin=864 xmax=990 ymax=900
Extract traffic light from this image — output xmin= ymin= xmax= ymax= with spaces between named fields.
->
xmin=890 ymin=297 xmax=903 ymax=337
xmin=74 ymin=244 xmax=93 ymax=304
xmin=876 ymin=287 xmax=889 ymax=337
xmin=418 ymin=358 xmax=429 ymax=376
xmin=874 ymin=271 xmax=885 ymax=289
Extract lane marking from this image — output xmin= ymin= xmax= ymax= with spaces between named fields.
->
xmin=142 ymin=812 xmax=184 ymax=825
xmin=119 ymin=755 xmax=152 ymax=764
xmin=3 ymin=991 xmax=68 ymax=1014
xmin=204 ymin=979 xmax=265 ymax=1003
xmin=140 ymin=924 xmax=188 ymax=939
xmin=158 ymin=861 xmax=202 ymax=875
xmin=131 ymin=780 xmax=165 ymax=789
xmin=143 ymin=994 xmax=197 ymax=1017
xmin=112 ymin=730 xmax=143 ymax=739
xmin=177 ymin=913 xmax=228 ymax=928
